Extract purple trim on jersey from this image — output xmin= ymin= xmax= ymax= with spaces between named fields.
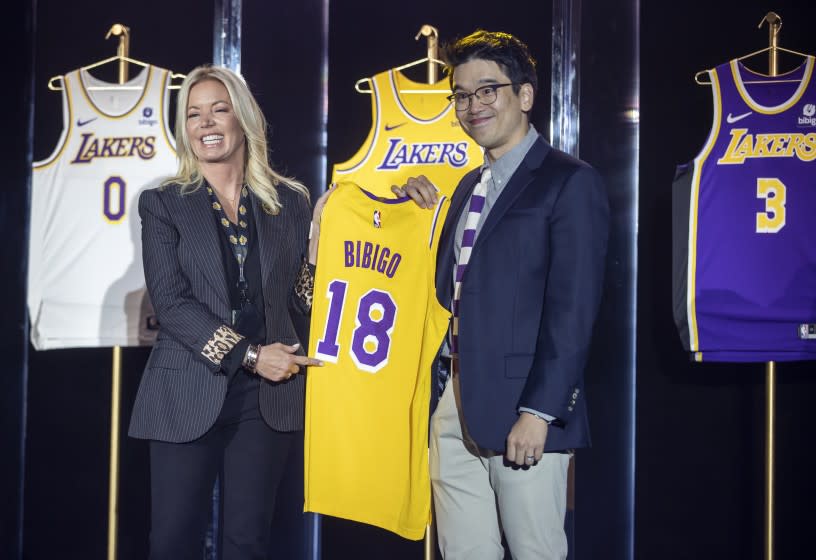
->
xmin=358 ymin=186 xmax=410 ymax=204
xmin=389 ymin=70 xmax=451 ymax=124
xmin=428 ymin=195 xmax=447 ymax=248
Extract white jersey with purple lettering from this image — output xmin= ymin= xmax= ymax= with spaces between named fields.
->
xmin=305 ymin=182 xmax=450 ymax=539
xmin=330 ymin=68 xmax=482 ymax=197
xmin=673 ymin=56 xmax=816 ymax=362
xmin=28 ymin=65 xmax=177 ymax=349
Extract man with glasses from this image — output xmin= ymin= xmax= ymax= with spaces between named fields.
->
xmin=393 ymin=30 xmax=608 ymax=559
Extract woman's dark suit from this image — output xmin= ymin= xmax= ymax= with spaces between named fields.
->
xmin=128 ymin=182 xmax=311 ymax=560
xmin=129 ymin=183 xmax=311 ymax=441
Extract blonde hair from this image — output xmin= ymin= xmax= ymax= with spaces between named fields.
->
xmin=164 ymin=64 xmax=309 ymax=211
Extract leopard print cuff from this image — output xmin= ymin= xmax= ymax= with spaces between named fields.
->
xmin=201 ymin=325 xmax=244 ymax=365
xmin=295 ymin=259 xmax=315 ymax=311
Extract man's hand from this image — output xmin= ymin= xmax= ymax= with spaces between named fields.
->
xmin=391 ymin=175 xmax=439 ymax=209
xmin=254 ymin=342 xmax=322 ymax=382
xmin=505 ymin=412 xmax=548 ymax=466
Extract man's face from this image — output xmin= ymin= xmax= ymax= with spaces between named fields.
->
xmin=451 ymin=58 xmax=533 ymax=161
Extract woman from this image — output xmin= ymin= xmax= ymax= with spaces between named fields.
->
xmin=128 ymin=64 xmax=325 ymax=559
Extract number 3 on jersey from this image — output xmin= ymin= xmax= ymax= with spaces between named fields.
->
xmin=315 ymin=279 xmax=397 ymax=373
xmin=756 ymin=177 xmax=786 ymax=234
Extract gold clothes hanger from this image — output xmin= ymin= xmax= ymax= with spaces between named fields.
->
xmin=354 ymin=24 xmax=449 ymax=94
xmin=47 ymin=24 xmax=185 ymax=91
xmin=694 ymin=13 xmax=811 ymax=85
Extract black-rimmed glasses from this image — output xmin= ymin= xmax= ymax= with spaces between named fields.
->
xmin=446 ymin=83 xmax=517 ymax=111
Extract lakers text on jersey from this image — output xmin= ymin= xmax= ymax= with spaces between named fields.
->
xmin=304 ymin=182 xmax=450 ymax=539
xmin=331 ymin=69 xmax=483 ymax=197
xmin=28 ymin=65 xmax=177 ymax=349
xmin=673 ymin=56 xmax=816 ymax=362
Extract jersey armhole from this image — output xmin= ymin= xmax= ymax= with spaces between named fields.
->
xmin=690 ymin=68 xmax=723 ymax=167
xmin=331 ymin=77 xmax=382 ymax=178
xmin=428 ymin=195 xmax=449 ymax=249
xmin=33 ymin=74 xmax=73 ymax=169
xmin=160 ymin=69 xmax=177 ymax=154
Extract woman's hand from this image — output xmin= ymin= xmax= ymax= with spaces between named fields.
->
xmin=308 ymin=183 xmax=338 ymax=264
xmin=254 ymin=342 xmax=322 ymax=382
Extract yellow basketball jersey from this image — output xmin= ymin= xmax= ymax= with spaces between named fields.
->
xmin=330 ymin=69 xmax=483 ymax=197
xmin=305 ymin=182 xmax=450 ymax=540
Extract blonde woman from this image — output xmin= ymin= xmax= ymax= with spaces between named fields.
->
xmin=129 ymin=64 xmax=326 ymax=559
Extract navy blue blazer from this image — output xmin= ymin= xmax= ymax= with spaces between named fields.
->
xmin=128 ymin=183 xmax=311 ymax=443
xmin=436 ymin=135 xmax=609 ymax=452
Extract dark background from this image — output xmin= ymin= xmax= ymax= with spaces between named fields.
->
xmin=2 ymin=0 xmax=815 ymax=559
xmin=638 ymin=2 xmax=816 ymax=559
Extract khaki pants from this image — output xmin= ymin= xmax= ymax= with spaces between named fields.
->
xmin=430 ymin=376 xmax=570 ymax=560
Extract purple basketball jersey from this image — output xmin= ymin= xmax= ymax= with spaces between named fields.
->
xmin=673 ymin=56 xmax=816 ymax=362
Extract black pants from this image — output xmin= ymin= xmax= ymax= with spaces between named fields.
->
xmin=148 ymin=372 xmax=295 ymax=560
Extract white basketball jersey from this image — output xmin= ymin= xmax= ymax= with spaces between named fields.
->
xmin=28 ymin=65 xmax=177 ymax=349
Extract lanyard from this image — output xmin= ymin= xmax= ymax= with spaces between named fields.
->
xmin=207 ymin=184 xmax=251 ymax=305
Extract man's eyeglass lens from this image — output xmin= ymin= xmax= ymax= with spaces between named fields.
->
xmin=447 ymin=83 xmax=515 ymax=110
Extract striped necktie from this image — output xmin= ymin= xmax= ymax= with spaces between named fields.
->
xmin=441 ymin=167 xmax=491 ymax=394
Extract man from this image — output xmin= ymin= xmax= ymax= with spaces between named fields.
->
xmin=393 ymin=30 xmax=609 ymax=559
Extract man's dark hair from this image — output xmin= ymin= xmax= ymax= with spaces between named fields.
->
xmin=443 ymin=30 xmax=538 ymax=97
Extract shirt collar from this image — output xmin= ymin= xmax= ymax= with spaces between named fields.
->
xmin=482 ymin=124 xmax=538 ymax=190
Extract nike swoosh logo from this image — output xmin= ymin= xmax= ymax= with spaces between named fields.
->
xmin=726 ymin=111 xmax=752 ymax=124
xmin=384 ymin=122 xmax=406 ymax=131
xmin=77 ymin=117 xmax=98 ymax=127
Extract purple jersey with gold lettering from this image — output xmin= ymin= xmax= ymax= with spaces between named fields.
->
xmin=673 ymin=56 xmax=816 ymax=362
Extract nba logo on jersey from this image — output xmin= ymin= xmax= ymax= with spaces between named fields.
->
xmin=373 ymin=209 xmax=381 ymax=228
xmin=673 ymin=55 xmax=816 ymax=362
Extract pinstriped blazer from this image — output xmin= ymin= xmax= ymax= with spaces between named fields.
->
xmin=128 ymin=182 xmax=311 ymax=443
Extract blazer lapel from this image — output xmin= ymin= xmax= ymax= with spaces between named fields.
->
xmin=170 ymin=185 xmax=230 ymax=308
xmin=472 ymin=136 xmax=551 ymax=252
xmin=252 ymin=194 xmax=283 ymax=301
